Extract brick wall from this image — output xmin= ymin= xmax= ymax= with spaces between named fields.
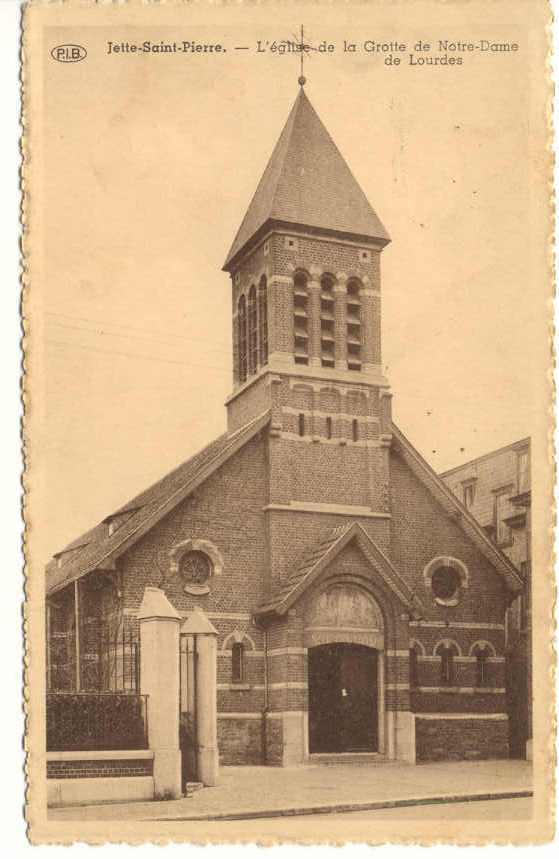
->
xmin=415 ymin=717 xmax=509 ymax=762
xmin=47 ymin=758 xmax=153 ymax=779
xmin=390 ymin=451 xmax=508 ymax=628
xmin=120 ymin=432 xmax=268 ymax=617
xmin=217 ymin=717 xmax=265 ymax=766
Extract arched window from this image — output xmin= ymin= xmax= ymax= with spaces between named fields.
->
xmin=435 ymin=641 xmax=459 ymax=686
xmin=248 ymin=285 xmax=258 ymax=376
xmin=346 ymin=278 xmax=362 ymax=371
xmin=409 ymin=644 xmax=420 ymax=688
xmin=298 ymin=413 xmax=306 ymax=437
xmin=352 ymin=419 xmax=359 ymax=442
xmin=320 ymin=273 xmax=335 ymax=368
xmin=293 ymin=271 xmax=309 ymax=365
xmin=231 ymin=642 xmax=244 ymax=684
xmin=258 ymin=275 xmax=268 ymax=366
xmin=326 ymin=416 xmax=333 ymax=439
xmin=238 ymin=295 xmax=247 ymax=383
xmin=472 ymin=644 xmax=491 ymax=687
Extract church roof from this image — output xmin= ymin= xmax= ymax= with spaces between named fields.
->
xmin=256 ymin=521 xmax=426 ymax=619
xmin=46 ymin=410 xmax=270 ymax=595
xmin=223 ymin=88 xmax=390 ymax=271
xmin=390 ymin=425 xmax=523 ymax=593
xmin=46 ymin=416 xmax=522 ymax=599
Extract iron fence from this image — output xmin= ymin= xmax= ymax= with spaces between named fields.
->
xmin=48 ymin=624 xmax=140 ymax=693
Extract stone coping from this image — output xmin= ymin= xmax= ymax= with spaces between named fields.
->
xmin=46 ymin=750 xmax=154 ymax=762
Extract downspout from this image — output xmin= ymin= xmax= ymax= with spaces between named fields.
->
xmin=261 ymin=626 xmax=269 ymax=764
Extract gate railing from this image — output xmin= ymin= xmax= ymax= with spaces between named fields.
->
xmin=179 ymin=633 xmax=199 ymax=784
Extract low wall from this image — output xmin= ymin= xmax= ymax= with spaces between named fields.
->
xmin=415 ymin=715 xmax=509 ymax=762
xmin=46 ymin=750 xmax=155 ymax=806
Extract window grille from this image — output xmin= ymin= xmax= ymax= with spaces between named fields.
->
xmin=238 ymin=295 xmax=247 ymax=383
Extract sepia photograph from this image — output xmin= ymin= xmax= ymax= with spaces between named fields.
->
xmin=23 ymin=0 xmax=553 ymax=845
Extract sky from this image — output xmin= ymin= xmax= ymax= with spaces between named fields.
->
xmin=35 ymin=3 xmax=548 ymax=564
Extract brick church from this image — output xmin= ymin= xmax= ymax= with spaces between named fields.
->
xmin=46 ymin=84 xmax=524 ymax=767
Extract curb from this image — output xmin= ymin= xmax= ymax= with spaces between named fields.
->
xmin=150 ymin=789 xmax=533 ymax=822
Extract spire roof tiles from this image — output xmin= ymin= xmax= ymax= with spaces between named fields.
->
xmin=223 ymin=88 xmax=390 ymax=271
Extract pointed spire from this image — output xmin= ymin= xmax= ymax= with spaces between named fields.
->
xmin=223 ymin=88 xmax=389 ymax=271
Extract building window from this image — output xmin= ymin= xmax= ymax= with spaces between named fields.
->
xmin=293 ymin=271 xmax=309 ymax=365
xmin=231 ymin=642 xmax=244 ymax=684
xmin=298 ymin=413 xmax=306 ymax=437
xmin=409 ymin=645 xmax=420 ymax=688
xmin=431 ymin=565 xmax=461 ymax=603
xmin=346 ymin=278 xmax=362 ymax=371
xmin=320 ymin=274 xmax=336 ymax=368
xmin=238 ymin=294 xmax=247 ymax=383
xmin=424 ymin=556 xmax=469 ymax=607
xmin=520 ymin=561 xmax=531 ymax=630
xmin=258 ymin=275 xmax=268 ymax=366
xmin=352 ymin=419 xmax=359 ymax=442
xmin=435 ymin=642 xmax=458 ymax=686
xmin=462 ymin=481 xmax=476 ymax=509
xmin=248 ymin=285 xmax=258 ymax=376
xmin=326 ymin=416 xmax=332 ymax=439
xmin=517 ymin=448 xmax=530 ymax=493
xmin=472 ymin=645 xmax=491 ymax=687
xmin=494 ymin=490 xmax=510 ymax=545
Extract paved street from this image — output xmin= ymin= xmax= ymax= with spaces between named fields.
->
xmin=304 ymin=797 xmax=533 ymax=821
xmin=49 ymin=759 xmax=532 ymax=823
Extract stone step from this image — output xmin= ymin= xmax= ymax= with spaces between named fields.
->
xmin=309 ymin=752 xmax=391 ymax=766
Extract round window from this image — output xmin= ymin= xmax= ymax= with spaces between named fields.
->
xmin=431 ymin=565 xmax=461 ymax=602
xmin=179 ymin=550 xmax=212 ymax=587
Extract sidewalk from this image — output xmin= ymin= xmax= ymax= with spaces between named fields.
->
xmin=49 ymin=759 xmax=532 ymax=822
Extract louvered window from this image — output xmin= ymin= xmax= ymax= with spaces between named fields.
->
xmin=293 ymin=272 xmax=309 ymax=365
xmin=238 ymin=295 xmax=247 ymax=383
xmin=248 ymin=285 xmax=258 ymax=376
xmin=320 ymin=274 xmax=335 ymax=368
xmin=346 ymin=278 xmax=362 ymax=371
xmin=258 ymin=275 xmax=268 ymax=366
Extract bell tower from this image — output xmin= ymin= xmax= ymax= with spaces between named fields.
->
xmin=223 ymin=84 xmax=393 ymax=517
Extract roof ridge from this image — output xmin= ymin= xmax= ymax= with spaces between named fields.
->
xmin=224 ymin=92 xmax=302 ymax=269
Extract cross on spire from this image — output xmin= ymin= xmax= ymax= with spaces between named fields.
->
xmin=298 ymin=24 xmax=307 ymax=86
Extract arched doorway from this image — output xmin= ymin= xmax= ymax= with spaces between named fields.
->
xmin=308 ymin=643 xmax=378 ymax=753
xmin=304 ymin=583 xmax=385 ymax=755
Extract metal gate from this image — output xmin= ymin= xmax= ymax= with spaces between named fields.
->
xmin=179 ymin=633 xmax=199 ymax=787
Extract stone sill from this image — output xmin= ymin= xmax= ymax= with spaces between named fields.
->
xmin=229 ymin=683 xmax=252 ymax=691
xmin=46 ymin=749 xmax=154 ymax=762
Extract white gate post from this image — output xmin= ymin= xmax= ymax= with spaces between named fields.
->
xmin=182 ymin=607 xmax=219 ymax=786
xmin=138 ymin=587 xmax=182 ymax=799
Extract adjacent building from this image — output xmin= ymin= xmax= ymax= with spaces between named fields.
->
xmin=441 ymin=440 xmax=532 ymax=758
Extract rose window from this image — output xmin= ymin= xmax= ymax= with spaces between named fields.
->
xmin=179 ymin=551 xmax=212 ymax=587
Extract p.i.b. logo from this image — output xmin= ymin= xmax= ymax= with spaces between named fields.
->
xmin=51 ymin=44 xmax=87 ymax=63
